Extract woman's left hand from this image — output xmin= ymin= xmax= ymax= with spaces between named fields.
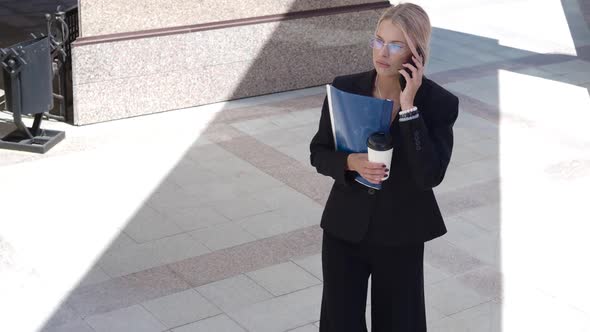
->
xmin=399 ymin=52 xmax=424 ymax=109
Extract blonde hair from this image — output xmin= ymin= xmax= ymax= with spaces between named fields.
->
xmin=376 ymin=2 xmax=432 ymax=65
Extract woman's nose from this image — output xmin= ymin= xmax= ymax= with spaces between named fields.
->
xmin=379 ymin=46 xmax=389 ymax=57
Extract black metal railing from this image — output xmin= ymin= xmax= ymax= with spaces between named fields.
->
xmin=46 ymin=4 xmax=79 ymax=123
xmin=64 ymin=5 xmax=79 ymax=63
xmin=0 ymin=3 xmax=79 ymax=120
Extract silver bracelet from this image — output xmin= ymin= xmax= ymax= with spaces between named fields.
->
xmin=399 ymin=106 xmax=418 ymax=115
xmin=399 ymin=113 xmax=420 ymax=122
xmin=399 ymin=106 xmax=419 ymax=122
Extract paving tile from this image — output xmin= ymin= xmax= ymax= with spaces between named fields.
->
xmin=288 ymin=323 xmax=320 ymax=332
xmin=123 ymin=206 xmax=184 ymax=243
xmin=227 ymin=170 xmax=286 ymax=195
xmin=268 ymin=112 xmax=315 ymax=129
xmin=245 ymin=261 xmax=321 ymax=296
xmin=424 ymin=262 xmax=452 ymax=286
xmin=428 ymin=300 xmax=501 ymax=332
xmin=449 ymin=231 xmax=501 ymax=268
xmin=84 ymin=305 xmax=166 ymax=332
xmin=236 ymin=208 xmax=320 ymax=240
xmin=197 ymin=153 xmax=261 ymax=177
xmin=253 ymin=185 xmax=323 ymax=211
xmin=108 ymin=232 xmax=138 ymax=251
xmin=66 ymin=265 xmax=190 ymax=317
xmin=424 ymin=238 xmax=487 ymax=276
xmin=537 ymin=59 xmax=590 ymax=75
xmin=78 ymin=265 xmax=111 ymax=287
xmin=553 ymin=70 xmax=590 ymax=85
xmin=453 ymin=95 xmax=500 ymax=131
xmin=217 ymin=135 xmax=332 ymax=204
xmin=435 ymin=159 xmax=500 ymax=196
xmin=425 ymin=58 xmax=458 ymax=75
xmin=167 ymin=250 xmax=241 ymax=288
xmin=252 ymin=126 xmax=307 ymax=149
xmin=99 ymin=233 xmax=210 ymax=277
xmin=168 ymin=227 xmax=319 ymax=288
xmin=426 ymin=277 xmax=493 ymax=316
xmin=227 ymin=284 xmax=322 ymax=332
xmin=443 ymin=215 xmax=491 ymax=245
xmin=177 ymin=237 xmax=218 ymax=266
xmin=166 ymin=163 xmax=220 ymax=188
xmin=453 ymin=127 xmax=486 ymax=148
xmin=180 ymin=182 xmax=253 ymax=206
xmin=217 ymin=134 xmax=291 ymax=170
xmin=231 ymin=117 xmax=282 ymax=135
xmin=71 ymin=227 xmax=322 ymax=321
xmin=291 ymin=253 xmax=323 ymax=281
xmin=214 ymin=104 xmax=285 ymax=124
xmin=98 ymin=242 xmax=162 ymax=278
xmin=163 ymin=205 xmax=231 ymax=232
xmin=288 ymin=109 xmax=321 ymax=126
xmin=185 ymin=142 xmax=239 ymax=163
xmin=40 ymin=304 xmax=81 ymax=331
xmin=510 ymin=66 xmax=556 ymax=79
xmin=460 ymin=137 xmax=499 ymax=158
xmin=455 ymin=266 xmax=503 ymax=299
xmin=492 ymin=46 xmax=536 ymax=61
xmin=147 ymin=189 xmax=209 ymax=214
xmin=191 ymin=135 xmax=213 ymax=147
xmin=265 ymin=166 xmax=331 ymax=204
xmin=450 ymin=145 xmax=488 ymax=166
xmin=435 ymin=45 xmax=506 ymax=68
xmin=455 ymin=203 xmax=501 ymax=232
xmin=171 ymin=314 xmax=246 ymax=332
xmin=196 ymin=274 xmax=273 ymax=312
xmin=207 ymin=196 xmax=274 ymax=221
xmin=40 ymin=320 xmax=96 ymax=332
xmin=445 ymin=77 xmax=501 ymax=108
xmin=188 ymin=222 xmax=257 ymax=251
xmin=201 ymin=122 xmax=248 ymax=143
xmin=426 ymin=305 xmax=448 ymax=323
xmin=436 ymin=177 xmax=500 ymax=213
xmin=153 ymin=179 xmax=183 ymax=196
xmin=277 ymin=142 xmax=313 ymax=165
xmin=142 ymin=289 xmax=221 ymax=329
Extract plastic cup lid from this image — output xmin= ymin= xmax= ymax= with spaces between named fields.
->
xmin=367 ymin=132 xmax=394 ymax=151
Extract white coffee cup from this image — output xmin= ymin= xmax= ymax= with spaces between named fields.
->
xmin=367 ymin=132 xmax=394 ymax=181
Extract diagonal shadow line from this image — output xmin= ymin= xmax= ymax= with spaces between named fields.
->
xmin=35 ymin=0 xmax=590 ymax=331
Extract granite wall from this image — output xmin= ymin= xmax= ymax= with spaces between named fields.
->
xmin=78 ymin=0 xmax=380 ymax=37
xmin=72 ymin=1 xmax=389 ymax=124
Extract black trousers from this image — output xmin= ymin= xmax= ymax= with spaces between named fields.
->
xmin=319 ymin=231 xmax=426 ymax=332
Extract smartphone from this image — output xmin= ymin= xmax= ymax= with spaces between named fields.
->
xmin=400 ymin=50 xmax=422 ymax=86
xmin=403 ymin=56 xmax=417 ymax=76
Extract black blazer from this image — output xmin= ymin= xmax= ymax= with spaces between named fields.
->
xmin=309 ymin=69 xmax=459 ymax=246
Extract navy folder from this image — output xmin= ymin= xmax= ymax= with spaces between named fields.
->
xmin=326 ymin=84 xmax=393 ymax=190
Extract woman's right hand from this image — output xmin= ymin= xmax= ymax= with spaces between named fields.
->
xmin=347 ymin=153 xmax=388 ymax=184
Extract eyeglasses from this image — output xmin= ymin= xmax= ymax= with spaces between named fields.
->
xmin=369 ymin=37 xmax=405 ymax=55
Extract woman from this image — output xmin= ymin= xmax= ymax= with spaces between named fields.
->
xmin=309 ymin=3 xmax=459 ymax=331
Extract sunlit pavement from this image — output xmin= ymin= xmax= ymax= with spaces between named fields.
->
xmin=1 ymin=1 xmax=590 ymax=331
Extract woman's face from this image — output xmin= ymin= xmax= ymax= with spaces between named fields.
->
xmin=372 ymin=20 xmax=412 ymax=77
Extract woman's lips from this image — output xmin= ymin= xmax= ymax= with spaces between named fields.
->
xmin=376 ymin=61 xmax=391 ymax=68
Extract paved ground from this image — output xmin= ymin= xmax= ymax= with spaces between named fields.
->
xmin=1 ymin=0 xmax=590 ymax=331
